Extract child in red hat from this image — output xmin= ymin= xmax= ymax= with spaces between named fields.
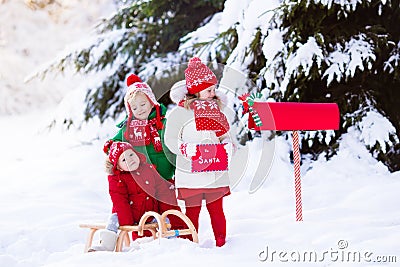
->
xmin=165 ymin=57 xmax=235 ymax=247
xmin=108 ymin=74 xmax=175 ymax=182
xmin=89 ymin=141 xmax=181 ymax=252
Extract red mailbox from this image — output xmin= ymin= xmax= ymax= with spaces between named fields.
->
xmin=245 ymin=100 xmax=340 ymax=221
xmin=248 ymin=102 xmax=339 ymax=131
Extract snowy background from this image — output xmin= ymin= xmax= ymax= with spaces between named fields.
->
xmin=1 ymin=1 xmax=400 ymax=266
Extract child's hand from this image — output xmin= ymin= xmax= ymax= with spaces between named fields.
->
xmin=223 ymin=142 xmax=235 ymax=164
xmin=179 ymin=142 xmax=198 ymax=158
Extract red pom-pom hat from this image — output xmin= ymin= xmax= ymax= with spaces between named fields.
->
xmin=126 ymin=73 xmax=142 ymax=86
xmin=106 ymin=141 xmax=147 ymax=173
xmin=184 ymin=57 xmax=218 ymax=95
xmin=124 ymin=74 xmax=163 ymax=129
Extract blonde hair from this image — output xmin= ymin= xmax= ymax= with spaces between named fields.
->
xmin=105 ymin=158 xmax=115 ymax=175
xmin=125 ymin=91 xmax=152 ymax=110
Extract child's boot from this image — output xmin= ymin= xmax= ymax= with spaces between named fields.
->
xmin=88 ymin=229 xmax=118 ymax=252
xmin=215 ymin=234 xmax=226 ymax=247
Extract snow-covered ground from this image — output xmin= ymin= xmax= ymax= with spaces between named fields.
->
xmin=0 ymin=0 xmax=115 ymax=115
xmin=1 ymin=1 xmax=400 ymax=266
xmin=1 ymin=108 xmax=400 ymax=267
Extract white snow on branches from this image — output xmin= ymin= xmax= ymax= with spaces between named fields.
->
xmin=324 ymin=34 xmax=375 ymax=85
xmin=350 ymin=110 xmax=397 ymax=153
xmin=179 ymin=0 xmax=281 ymax=73
xmin=310 ymin=0 xmax=370 ymax=11
xmin=384 ymin=41 xmax=400 ymax=73
xmin=282 ymin=37 xmax=324 ymax=92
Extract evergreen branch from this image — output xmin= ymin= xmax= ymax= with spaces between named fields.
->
xmin=185 ymin=27 xmax=238 ymax=63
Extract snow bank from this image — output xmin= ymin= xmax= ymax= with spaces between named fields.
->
xmin=0 ymin=110 xmax=399 ymax=267
xmin=0 ymin=0 xmax=115 ymax=115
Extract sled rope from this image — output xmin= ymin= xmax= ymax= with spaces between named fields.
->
xmin=292 ymin=130 xmax=303 ymax=221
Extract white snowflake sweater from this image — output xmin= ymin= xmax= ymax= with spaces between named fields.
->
xmin=164 ymin=105 xmax=231 ymax=189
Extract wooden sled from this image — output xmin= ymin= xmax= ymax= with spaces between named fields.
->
xmin=79 ymin=209 xmax=198 ymax=252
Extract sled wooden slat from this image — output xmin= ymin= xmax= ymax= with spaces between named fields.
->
xmin=79 ymin=223 xmax=107 ymax=229
xmin=79 ymin=210 xmax=198 ymax=253
xmin=160 ymin=209 xmax=199 ymax=243
xmin=79 ymin=222 xmax=160 ymax=252
xmin=163 ymin=229 xmax=193 ymax=238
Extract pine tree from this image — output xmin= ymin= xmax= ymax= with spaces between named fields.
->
xmin=40 ymin=0 xmax=400 ymax=171
xmin=184 ymin=0 xmax=400 ymax=171
xmin=273 ymin=0 xmax=400 ymax=171
xmin=37 ymin=0 xmax=224 ymax=125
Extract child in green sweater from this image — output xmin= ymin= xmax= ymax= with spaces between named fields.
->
xmin=108 ymin=74 xmax=176 ymax=181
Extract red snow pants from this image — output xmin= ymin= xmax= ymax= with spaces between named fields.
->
xmin=184 ymin=192 xmax=226 ymax=242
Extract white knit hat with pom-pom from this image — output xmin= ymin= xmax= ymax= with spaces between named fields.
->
xmin=123 ymin=73 xmax=163 ymax=129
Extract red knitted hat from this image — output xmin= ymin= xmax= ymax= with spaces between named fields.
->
xmin=184 ymin=57 xmax=218 ymax=95
xmin=126 ymin=73 xmax=142 ymax=86
xmin=124 ymin=74 xmax=163 ymax=129
xmin=125 ymin=74 xmax=160 ymax=106
xmin=108 ymin=141 xmax=133 ymax=168
xmin=104 ymin=141 xmax=147 ymax=172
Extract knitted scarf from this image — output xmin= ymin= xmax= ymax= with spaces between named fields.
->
xmin=189 ymin=100 xmax=230 ymax=137
xmin=124 ymin=117 xmax=163 ymax=152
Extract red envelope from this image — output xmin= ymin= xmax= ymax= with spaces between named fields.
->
xmin=191 ymin=144 xmax=228 ymax=172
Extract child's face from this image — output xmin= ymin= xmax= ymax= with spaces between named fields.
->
xmin=129 ymin=93 xmax=154 ymax=120
xmin=118 ymin=149 xmax=140 ymax=171
xmin=198 ymin=85 xmax=216 ymax=101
